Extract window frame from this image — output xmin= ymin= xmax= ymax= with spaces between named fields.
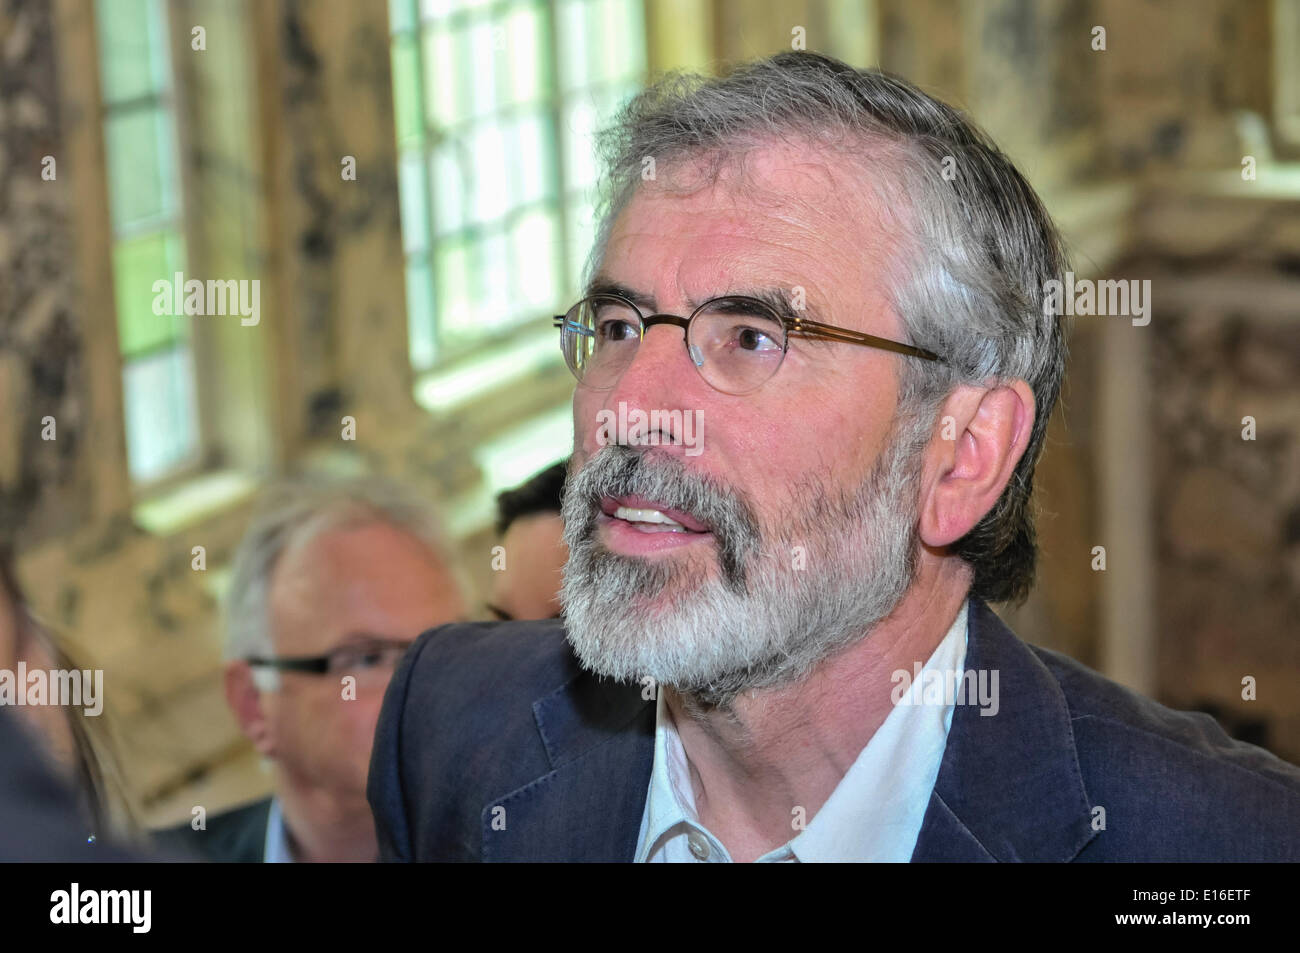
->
xmin=390 ymin=0 xmax=648 ymax=376
xmin=95 ymin=0 xmax=211 ymax=495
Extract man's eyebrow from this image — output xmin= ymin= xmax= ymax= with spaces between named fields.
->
xmin=731 ymin=286 xmax=808 ymax=325
xmin=726 ymin=286 xmax=836 ymax=340
xmin=584 ymin=277 xmax=656 ymax=310
xmin=584 ymin=278 xmax=822 ymax=325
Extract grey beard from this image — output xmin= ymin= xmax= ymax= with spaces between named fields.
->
xmin=559 ymin=414 xmax=928 ymax=710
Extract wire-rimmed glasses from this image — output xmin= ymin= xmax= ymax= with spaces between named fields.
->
xmin=554 ymin=292 xmax=945 ymax=396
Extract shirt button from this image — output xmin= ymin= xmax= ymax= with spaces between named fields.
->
xmin=687 ymin=831 xmax=710 ymax=861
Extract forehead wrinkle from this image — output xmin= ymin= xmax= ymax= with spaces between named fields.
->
xmin=602 ymin=154 xmax=897 ymax=333
xmin=604 ymin=223 xmax=852 ymax=331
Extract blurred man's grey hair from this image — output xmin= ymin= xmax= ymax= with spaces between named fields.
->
xmin=223 ymin=475 xmax=466 ymax=685
xmin=588 ymin=51 xmax=1070 ymax=604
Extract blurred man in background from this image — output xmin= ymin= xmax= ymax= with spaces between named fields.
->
xmin=487 ymin=461 xmax=568 ymax=622
xmin=157 ymin=476 xmax=466 ymax=862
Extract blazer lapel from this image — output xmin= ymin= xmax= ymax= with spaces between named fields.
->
xmin=482 ymin=598 xmax=1096 ymax=862
xmin=911 ymin=599 xmax=1099 ymax=862
xmin=481 ymin=671 xmax=654 ymax=862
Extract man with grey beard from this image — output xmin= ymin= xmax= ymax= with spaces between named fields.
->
xmin=559 ymin=426 xmax=925 ymax=708
xmin=368 ymin=52 xmax=1300 ymax=862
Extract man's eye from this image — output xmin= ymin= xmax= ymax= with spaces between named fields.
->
xmin=330 ymin=650 xmax=378 ymax=671
xmin=732 ymin=325 xmax=781 ymax=352
xmin=597 ymin=319 xmax=637 ymax=342
xmin=722 ymin=325 xmax=780 ymax=356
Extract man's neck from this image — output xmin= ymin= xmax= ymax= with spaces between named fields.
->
xmin=273 ymin=774 xmax=378 ymax=864
xmin=668 ymin=556 xmax=971 ymax=863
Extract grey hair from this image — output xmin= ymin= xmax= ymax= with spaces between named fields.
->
xmin=587 ymin=51 xmax=1069 ymax=604
xmin=223 ymin=475 xmax=465 ymax=671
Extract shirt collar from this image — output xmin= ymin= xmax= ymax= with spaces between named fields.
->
xmin=792 ymin=601 xmax=968 ymax=861
xmin=263 ymin=797 xmax=295 ymax=863
xmin=635 ymin=602 xmax=969 ymax=862
xmin=634 ymin=686 xmax=703 ymax=862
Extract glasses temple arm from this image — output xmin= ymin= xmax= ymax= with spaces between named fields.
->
xmin=788 ymin=318 xmax=945 ymax=363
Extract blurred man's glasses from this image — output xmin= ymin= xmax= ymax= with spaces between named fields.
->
xmin=554 ymin=292 xmax=946 ymax=396
xmin=246 ymin=638 xmax=413 ymax=676
xmin=485 ymin=604 xmax=563 ymax=622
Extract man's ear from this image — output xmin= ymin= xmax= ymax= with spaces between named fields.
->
xmin=224 ymin=660 xmax=276 ymax=758
xmin=919 ymin=380 xmax=1036 ymax=549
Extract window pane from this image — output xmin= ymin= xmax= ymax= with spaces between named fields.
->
xmin=614 ymin=0 xmax=646 ymax=78
xmin=422 ymin=25 xmax=463 ymax=128
xmin=587 ymin=0 xmax=613 ymax=82
xmin=562 ymin=98 xmax=598 ymax=192
xmin=392 ymin=35 xmax=424 ymax=148
xmin=468 ymin=123 xmax=509 ymax=224
xmin=420 ymin=0 xmax=457 ymax=19
xmin=96 ymin=0 xmax=167 ymax=104
xmin=122 ymin=344 xmax=198 ymax=483
xmin=507 ymin=111 xmax=555 ymax=207
xmin=476 ymin=230 xmax=510 ymax=332
xmin=389 ymin=0 xmax=418 ymax=34
xmin=436 ymin=238 xmax=474 ymax=340
xmin=398 ymin=151 xmax=430 ymax=254
xmin=431 ymin=0 xmax=493 ymax=18
xmin=406 ymin=256 xmax=437 ymax=370
xmin=505 ymin=3 xmax=545 ymax=105
xmin=589 ymin=0 xmax=644 ymax=83
xmin=467 ymin=19 xmax=500 ymax=118
xmin=510 ymin=208 xmax=559 ymax=316
xmin=627 ymin=0 xmax=648 ymax=72
xmin=557 ymin=0 xmax=590 ymax=92
xmin=430 ymin=140 xmax=467 ymax=235
xmin=114 ymin=230 xmax=187 ymax=359
xmin=565 ymin=190 xmax=595 ymax=290
xmin=103 ymin=108 xmax=178 ymax=232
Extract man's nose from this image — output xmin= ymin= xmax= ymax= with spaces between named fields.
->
xmin=611 ymin=322 xmax=698 ymax=397
xmin=596 ymin=323 xmax=711 ymax=451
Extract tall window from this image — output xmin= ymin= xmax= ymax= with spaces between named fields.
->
xmin=96 ymin=0 xmax=199 ymax=484
xmin=389 ymin=0 xmax=646 ymax=372
xmin=1276 ymin=0 xmax=1300 ymax=147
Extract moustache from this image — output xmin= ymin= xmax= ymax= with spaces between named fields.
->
xmin=562 ymin=446 xmax=762 ymax=590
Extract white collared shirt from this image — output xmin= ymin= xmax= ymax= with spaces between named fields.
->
xmin=634 ymin=602 xmax=969 ymax=862
xmin=263 ymin=797 xmax=295 ymax=863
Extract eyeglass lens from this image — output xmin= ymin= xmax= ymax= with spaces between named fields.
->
xmin=561 ymin=295 xmax=787 ymax=395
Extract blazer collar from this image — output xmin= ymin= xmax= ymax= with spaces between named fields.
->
xmin=911 ymin=598 xmax=1098 ymax=861
xmin=481 ymin=667 xmax=654 ymax=862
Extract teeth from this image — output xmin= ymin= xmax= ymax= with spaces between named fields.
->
xmin=614 ymin=506 xmax=686 ymax=528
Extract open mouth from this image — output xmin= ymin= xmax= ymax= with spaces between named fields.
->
xmin=598 ymin=495 xmax=712 ymax=535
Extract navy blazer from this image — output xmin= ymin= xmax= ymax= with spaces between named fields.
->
xmin=151 ymin=797 xmax=272 ymax=863
xmin=368 ymin=598 xmax=1300 ymax=862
